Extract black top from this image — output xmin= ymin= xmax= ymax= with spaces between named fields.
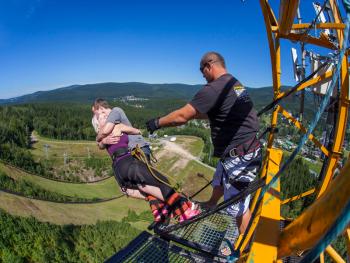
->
xmin=189 ymin=73 xmax=259 ymax=157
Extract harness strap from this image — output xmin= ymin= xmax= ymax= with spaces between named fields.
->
xmin=221 ymin=136 xmax=261 ymax=159
xmin=131 ymin=145 xmax=187 ymax=197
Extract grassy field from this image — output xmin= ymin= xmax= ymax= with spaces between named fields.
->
xmin=0 ymin=163 xmax=120 ymax=199
xmin=0 ymin=191 xmax=150 ymax=229
xmin=1 ymin=134 xmax=214 ymax=227
xmin=31 ymin=132 xmax=112 ymax=181
xmin=32 ymin=131 xmax=107 ymax=159
xmin=180 ymin=160 xmax=214 ymax=201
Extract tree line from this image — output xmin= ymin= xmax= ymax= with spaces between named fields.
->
xmin=0 ymin=171 xmax=102 ymax=203
xmin=0 ymin=209 xmax=141 ymax=263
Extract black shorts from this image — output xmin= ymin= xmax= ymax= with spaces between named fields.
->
xmin=112 ymin=155 xmax=174 ymax=198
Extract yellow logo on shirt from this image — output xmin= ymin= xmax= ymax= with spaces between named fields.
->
xmin=232 ymin=85 xmax=245 ymax=97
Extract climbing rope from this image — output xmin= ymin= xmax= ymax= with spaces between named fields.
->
xmin=131 ymin=145 xmax=187 ymax=197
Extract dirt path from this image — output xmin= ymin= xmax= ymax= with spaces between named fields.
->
xmin=158 ymin=139 xmax=215 ymax=171
xmin=159 ymin=139 xmax=199 ymax=160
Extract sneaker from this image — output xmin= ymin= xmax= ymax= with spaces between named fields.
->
xmin=179 ymin=203 xmax=200 ymax=222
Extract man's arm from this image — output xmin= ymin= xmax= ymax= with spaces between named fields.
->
xmin=117 ymin=123 xmax=141 ymax=135
xmin=159 ymin=103 xmax=204 ymax=127
xmin=96 ymin=122 xmax=115 ymax=142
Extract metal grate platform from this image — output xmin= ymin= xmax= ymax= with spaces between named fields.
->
xmin=105 ymin=231 xmax=219 ymax=263
xmin=156 ymin=210 xmax=238 ymax=257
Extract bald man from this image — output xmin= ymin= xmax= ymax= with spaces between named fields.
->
xmin=146 ymin=51 xmax=261 ymax=235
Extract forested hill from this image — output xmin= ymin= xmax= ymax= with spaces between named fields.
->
xmin=1 ymin=81 xmax=319 ymax=118
xmin=1 ymin=81 xmax=285 ymax=105
xmin=1 ymin=82 xmax=203 ymax=104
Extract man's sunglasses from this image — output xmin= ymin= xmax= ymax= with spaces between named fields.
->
xmin=200 ymin=60 xmax=218 ymax=73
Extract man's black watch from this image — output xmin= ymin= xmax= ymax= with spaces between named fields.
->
xmin=146 ymin=117 xmax=160 ymax=134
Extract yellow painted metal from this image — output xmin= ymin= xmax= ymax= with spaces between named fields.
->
xmin=277 ymin=70 xmax=333 ymax=99
xmin=277 ymin=105 xmax=330 ymax=157
xmin=260 ymin=0 xmax=281 ymax=149
xmin=258 ymin=0 xmax=349 ymax=261
xmin=246 ymin=148 xmax=283 ymax=263
xmin=281 ymin=188 xmax=315 ymax=205
xmin=277 ymin=159 xmax=350 ymax=258
xmin=317 ymin=47 xmax=349 ymax=198
xmin=271 ymin=22 xmax=345 ymax=32
xmin=278 ymin=0 xmax=299 ymax=35
xmin=320 ymin=252 xmax=325 ymax=263
xmin=266 ymin=0 xmax=278 ymax=28
xmin=290 ymin=23 xmax=346 ymax=30
xmin=346 ymin=228 xmax=350 ymax=262
xmin=325 ymin=245 xmax=346 ymax=263
xmin=329 ymin=0 xmax=344 ymax=43
xmin=279 ymin=33 xmax=337 ymax=49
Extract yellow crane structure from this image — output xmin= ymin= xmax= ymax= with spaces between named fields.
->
xmin=107 ymin=1 xmax=350 ymax=262
xmin=244 ymin=0 xmax=350 ymax=262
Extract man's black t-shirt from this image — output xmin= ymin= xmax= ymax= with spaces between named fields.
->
xmin=189 ymin=74 xmax=259 ymax=157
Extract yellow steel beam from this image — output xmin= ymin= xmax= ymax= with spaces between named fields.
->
xmin=266 ymin=0 xmax=278 ymax=28
xmin=320 ymin=252 xmax=325 ymax=263
xmin=278 ymin=70 xmax=333 ymax=99
xmin=272 ymin=22 xmax=346 ymax=32
xmin=278 ymin=0 xmax=299 ymax=35
xmin=246 ymin=148 xmax=283 ymax=262
xmin=260 ymin=0 xmax=280 ymax=94
xmin=325 ymin=245 xmax=346 ymax=263
xmin=346 ymin=228 xmax=350 ymax=262
xmin=281 ymin=188 xmax=315 ymax=205
xmin=260 ymin=0 xmax=281 ymax=149
xmin=292 ymin=23 xmax=345 ymax=30
xmin=329 ymin=0 xmax=344 ymax=43
xmin=277 ymin=105 xmax=330 ymax=157
xmin=277 ymin=159 xmax=350 ymax=258
xmin=279 ymin=33 xmax=337 ymax=49
xmin=317 ymin=52 xmax=349 ymax=198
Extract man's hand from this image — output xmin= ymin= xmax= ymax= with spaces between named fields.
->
xmin=146 ymin=117 xmax=160 ymax=134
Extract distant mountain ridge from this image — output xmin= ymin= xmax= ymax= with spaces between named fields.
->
xmin=2 ymin=81 xmax=312 ymax=114
xmin=0 ymin=82 xmax=204 ymax=105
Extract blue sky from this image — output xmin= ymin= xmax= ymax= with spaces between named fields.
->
xmin=0 ymin=0 xmax=341 ymax=99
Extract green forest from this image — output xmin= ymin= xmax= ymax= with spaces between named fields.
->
xmin=0 ymin=209 xmax=141 ymax=263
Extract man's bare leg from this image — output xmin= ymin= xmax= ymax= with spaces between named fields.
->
xmin=237 ymin=208 xmax=252 ymax=234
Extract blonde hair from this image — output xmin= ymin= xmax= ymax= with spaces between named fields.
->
xmin=91 ymin=115 xmax=100 ymax=133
